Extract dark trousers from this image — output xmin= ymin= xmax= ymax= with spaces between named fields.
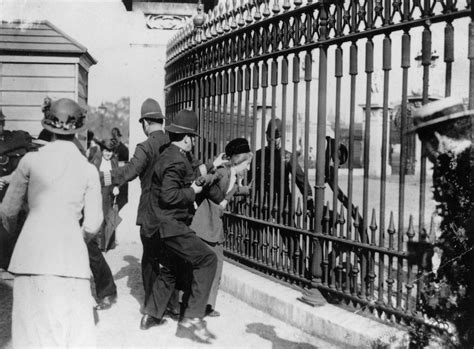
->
xmin=141 ymin=232 xmax=187 ymax=318
xmin=154 ymin=232 xmax=217 ymax=319
xmin=87 ymin=237 xmax=117 ymax=299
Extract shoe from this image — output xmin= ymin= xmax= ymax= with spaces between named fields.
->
xmin=176 ymin=317 xmax=216 ymax=344
xmin=205 ymin=305 xmax=220 ymax=317
xmin=94 ymin=294 xmax=117 ymax=310
xmin=164 ymin=308 xmax=180 ymax=321
xmin=140 ymin=314 xmax=167 ymax=330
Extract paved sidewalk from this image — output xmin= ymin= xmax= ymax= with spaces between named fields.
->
xmin=0 ymin=198 xmax=339 ymax=348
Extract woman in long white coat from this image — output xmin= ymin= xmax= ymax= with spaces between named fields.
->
xmin=0 ymin=98 xmax=103 ymax=348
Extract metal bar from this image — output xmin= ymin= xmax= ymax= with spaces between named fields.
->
xmin=361 ymin=37 xmax=374 ymax=300
xmin=291 ymin=54 xmax=300 ymax=227
xmin=216 ymin=72 xmax=222 ymax=154
xmin=303 ymin=51 xmax=312 ymax=230
xmin=269 ymin=59 xmax=278 ymax=216
xmin=222 ymin=71 xmax=229 ymax=147
xmin=347 ymin=42 xmax=357 ymax=240
xmin=378 ymin=33 xmax=391 ymax=304
xmin=251 ymin=63 xmax=260 ymax=220
xmin=280 ymin=56 xmax=289 ymax=225
xmin=244 ymin=65 xmax=251 ymax=142
xmin=444 ymin=22 xmax=454 ymax=97
xmin=229 ymin=69 xmax=236 ymax=145
xmin=237 ymin=67 xmax=244 ymax=139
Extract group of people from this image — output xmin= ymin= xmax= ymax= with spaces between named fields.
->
xmin=0 ymin=96 xmax=256 ymax=346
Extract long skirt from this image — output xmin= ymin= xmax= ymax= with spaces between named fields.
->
xmin=12 ymin=274 xmax=96 ymax=348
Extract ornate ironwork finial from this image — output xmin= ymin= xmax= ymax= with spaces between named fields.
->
xmin=193 ymin=0 xmax=206 ymax=28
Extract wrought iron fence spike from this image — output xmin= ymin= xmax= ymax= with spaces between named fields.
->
xmin=406 ymin=215 xmax=415 ymax=240
xmin=370 ymin=208 xmax=377 ymax=231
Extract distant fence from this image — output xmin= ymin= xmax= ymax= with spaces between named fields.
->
xmin=165 ymin=0 xmax=474 ymax=331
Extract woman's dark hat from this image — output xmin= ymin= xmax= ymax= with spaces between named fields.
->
xmin=139 ymin=98 xmax=166 ymax=122
xmin=165 ymin=109 xmax=199 ymax=136
xmin=407 ymin=97 xmax=473 ymax=133
xmin=225 ymin=138 xmax=251 ymax=158
xmin=41 ymin=97 xmax=86 ymax=135
xmin=99 ymin=139 xmax=116 ymax=151
xmin=266 ymin=118 xmax=283 ymax=138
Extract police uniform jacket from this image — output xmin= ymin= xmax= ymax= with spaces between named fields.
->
xmin=0 ymin=140 xmax=102 ymax=279
xmin=252 ymin=146 xmax=312 ymax=198
xmin=144 ymin=143 xmax=196 ymax=238
xmin=102 ymin=130 xmax=169 ymax=227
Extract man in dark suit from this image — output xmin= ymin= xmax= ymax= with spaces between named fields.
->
xmin=101 ymin=98 xmax=171 ymax=327
xmin=144 ymin=109 xmax=217 ymax=344
xmin=250 ymin=118 xmax=314 ymax=221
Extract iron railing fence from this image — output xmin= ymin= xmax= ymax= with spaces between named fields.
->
xmin=165 ymin=0 xmax=474 ymax=331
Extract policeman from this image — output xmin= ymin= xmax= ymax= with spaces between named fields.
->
xmin=101 ymin=98 xmax=172 ymax=328
xmin=250 ymin=118 xmax=313 ymax=217
xmin=144 ymin=109 xmax=217 ymax=344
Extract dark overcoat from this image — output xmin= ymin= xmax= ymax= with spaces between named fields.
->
xmin=101 ymin=130 xmax=169 ymax=227
xmin=144 ymin=144 xmax=197 ymax=238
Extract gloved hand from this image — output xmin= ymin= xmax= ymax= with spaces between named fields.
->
xmin=112 ymin=186 xmax=120 ymax=196
xmin=195 ymin=174 xmax=216 ymax=187
xmin=191 ymin=180 xmax=203 ymax=194
xmin=213 ymin=152 xmax=228 ymax=168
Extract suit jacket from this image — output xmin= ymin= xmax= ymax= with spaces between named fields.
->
xmin=144 ymin=144 xmax=196 ymax=238
xmin=102 ymin=130 xmax=169 ymax=227
xmin=0 ymin=140 xmax=102 ymax=279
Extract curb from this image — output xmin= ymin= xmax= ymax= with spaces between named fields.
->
xmin=221 ymin=260 xmax=409 ymax=348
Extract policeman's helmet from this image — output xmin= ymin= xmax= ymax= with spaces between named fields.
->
xmin=266 ymin=118 xmax=283 ymax=139
xmin=41 ymin=97 xmax=86 ymax=135
xmin=139 ymin=98 xmax=166 ymax=123
xmin=165 ymin=109 xmax=199 ymax=136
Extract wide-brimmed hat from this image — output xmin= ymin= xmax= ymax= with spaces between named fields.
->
xmin=225 ymin=138 xmax=251 ymax=158
xmin=98 ymin=139 xmax=116 ymax=151
xmin=139 ymin=98 xmax=166 ymax=122
xmin=41 ymin=98 xmax=86 ymax=135
xmin=408 ymin=97 xmax=473 ymax=133
xmin=165 ymin=109 xmax=199 ymax=136
xmin=266 ymin=118 xmax=283 ymax=138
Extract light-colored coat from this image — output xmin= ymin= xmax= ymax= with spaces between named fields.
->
xmin=0 ymin=140 xmax=102 ymax=279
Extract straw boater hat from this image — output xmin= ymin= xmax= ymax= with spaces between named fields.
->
xmin=139 ymin=98 xmax=166 ymax=122
xmin=41 ymin=98 xmax=86 ymax=135
xmin=165 ymin=109 xmax=199 ymax=136
xmin=408 ymin=96 xmax=473 ymax=133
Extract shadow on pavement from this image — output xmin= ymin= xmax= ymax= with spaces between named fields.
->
xmin=246 ymin=323 xmax=317 ymax=349
xmin=113 ymin=255 xmax=144 ymax=308
xmin=0 ymin=279 xmax=12 ymax=348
